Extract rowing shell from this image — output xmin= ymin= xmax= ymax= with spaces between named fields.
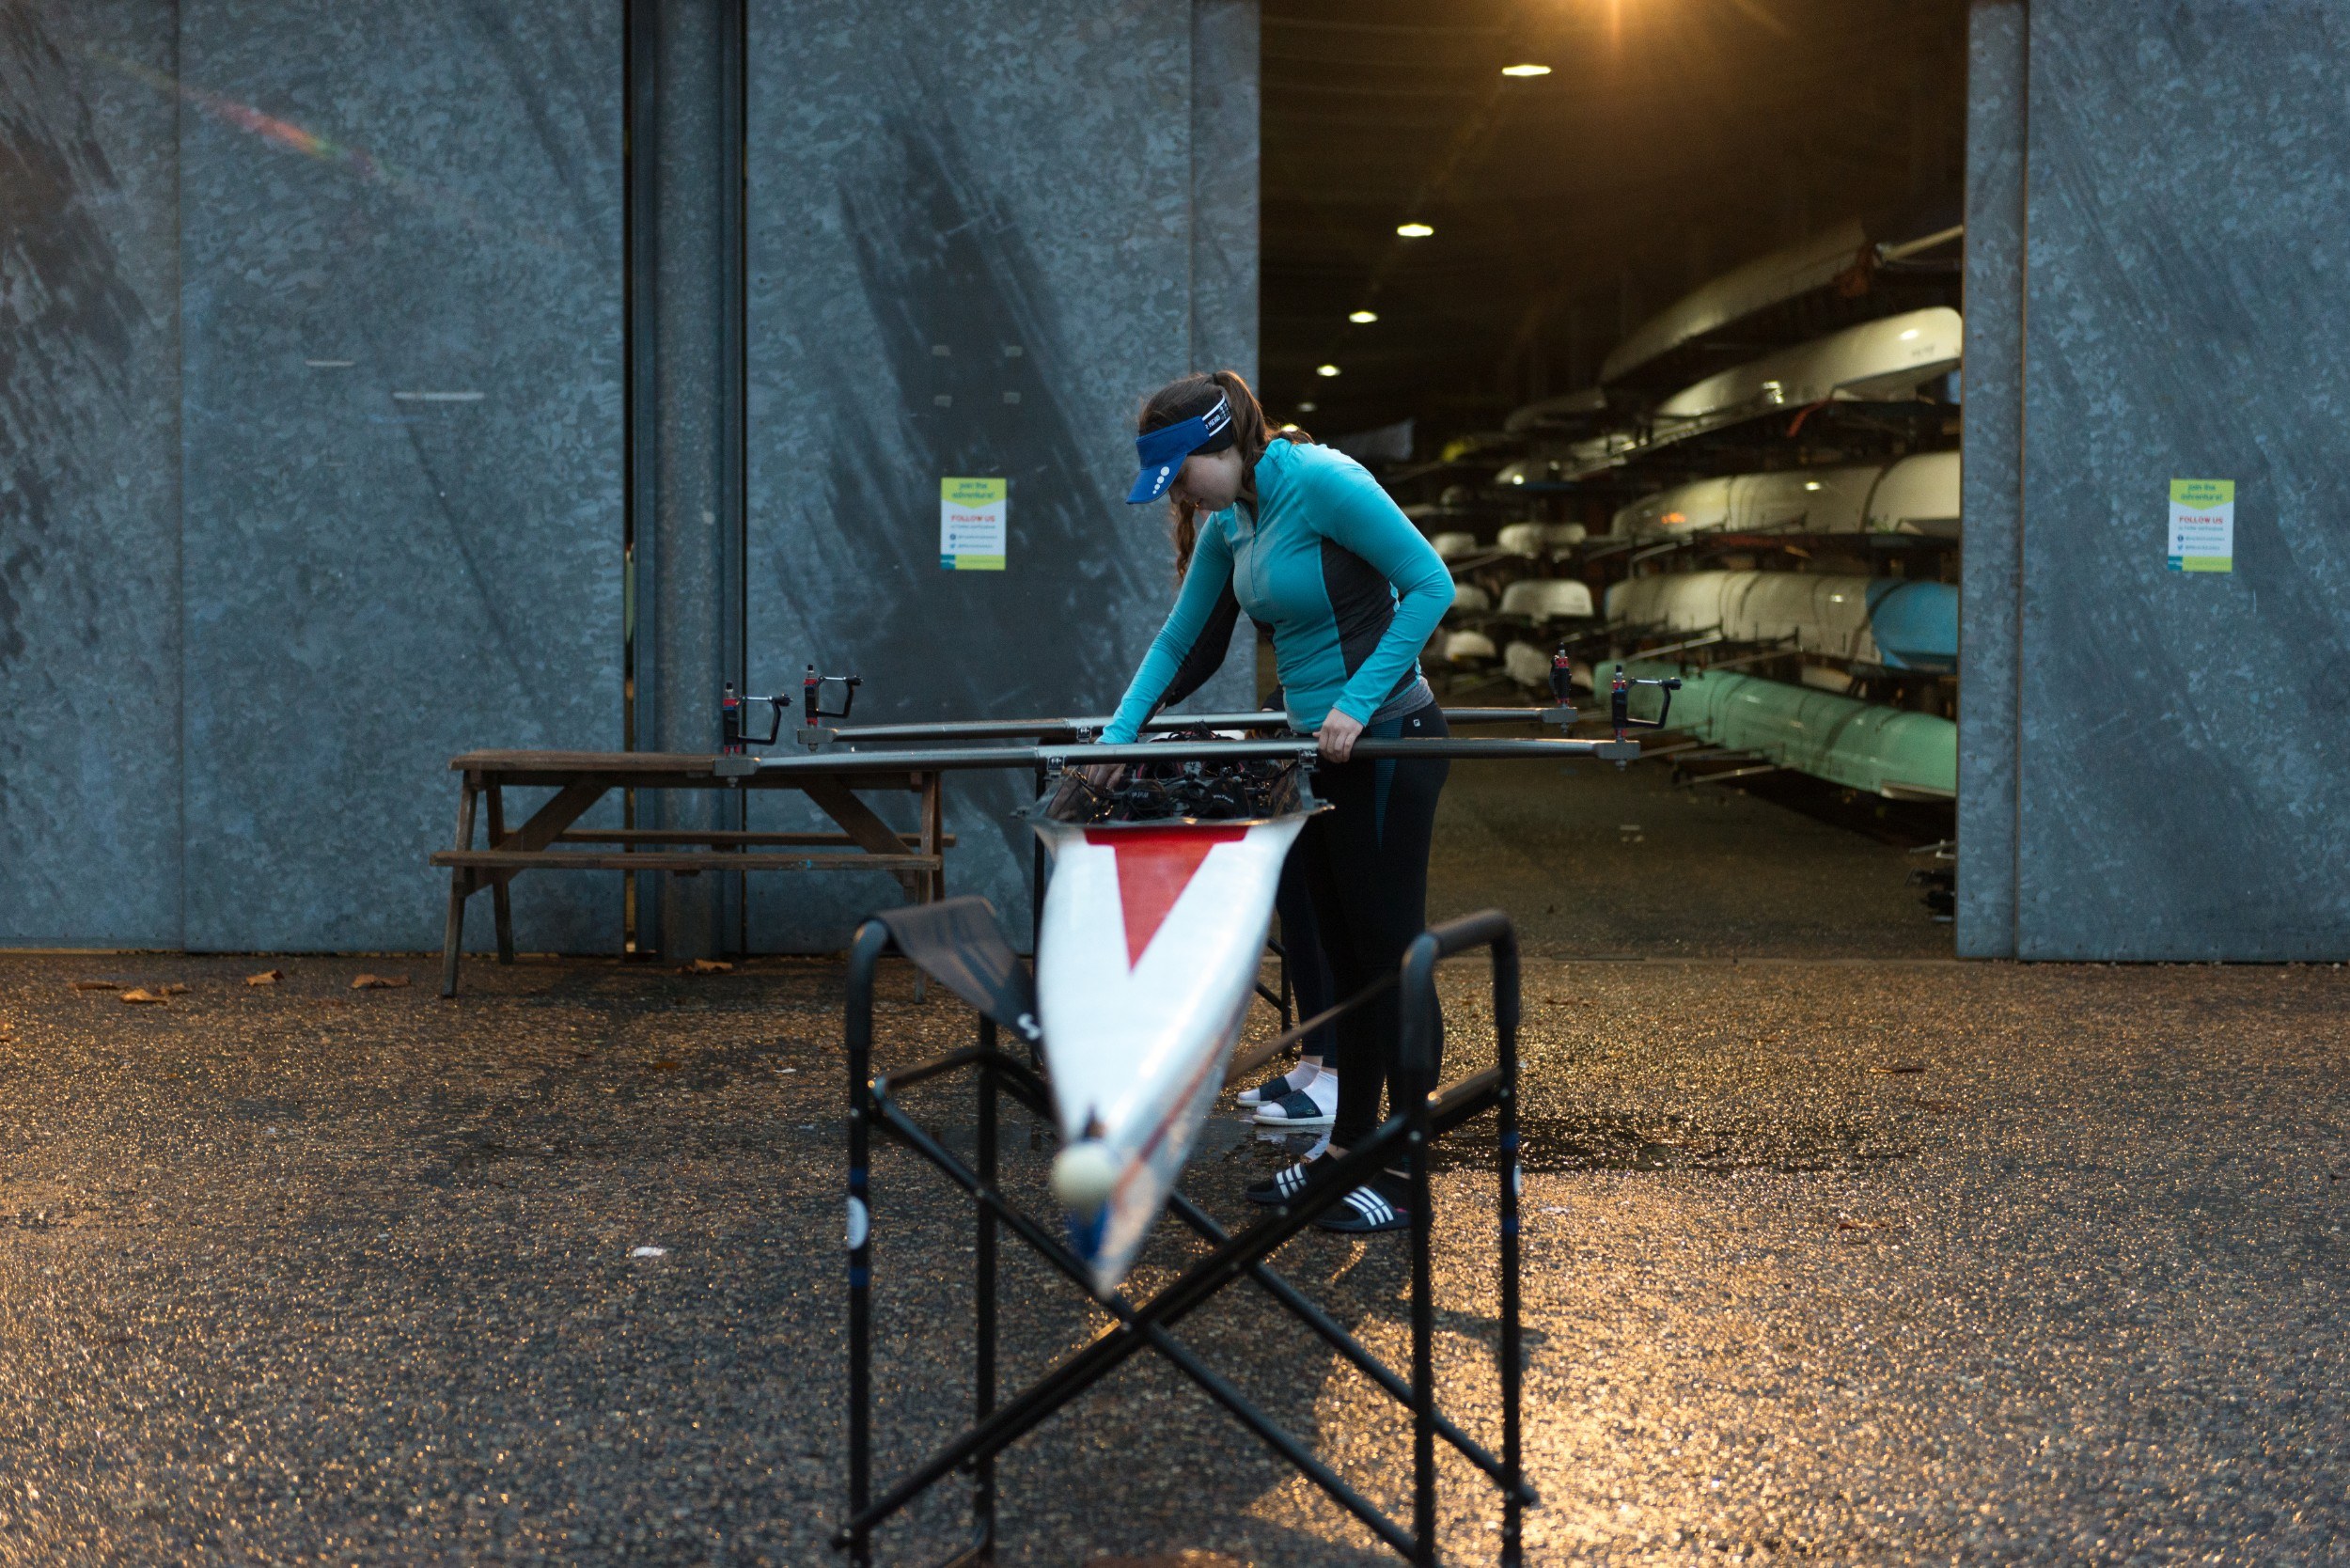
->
xmin=1032 ymin=812 xmax=1308 ymax=1294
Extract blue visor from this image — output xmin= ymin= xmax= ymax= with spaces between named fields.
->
xmin=1126 ymin=395 xmax=1232 ymax=503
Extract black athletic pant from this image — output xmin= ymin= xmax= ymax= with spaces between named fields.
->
xmin=1298 ymin=702 xmax=1450 ymax=1151
xmin=1274 ymin=844 xmax=1338 ymax=1058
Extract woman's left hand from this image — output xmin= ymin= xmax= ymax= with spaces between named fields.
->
xmin=1318 ymin=711 xmax=1365 ymax=763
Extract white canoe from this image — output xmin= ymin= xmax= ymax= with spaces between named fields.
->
xmin=1448 ymin=581 xmax=1495 ymax=617
xmin=1497 ymin=579 xmax=1594 ymax=622
xmin=1033 ymin=812 xmax=1307 ymax=1294
xmin=1601 ymin=219 xmax=1871 ymax=385
xmin=1608 ymin=451 xmax=1961 ymax=542
xmin=1502 ymin=640 xmax=1554 ymax=690
xmin=1606 ymin=569 xmax=1958 ymax=672
xmin=1559 ymin=309 xmax=1962 ymax=480
xmin=1443 ymin=629 xmax=1498 ymax=664
xmin=1653 ymin=306 xmax=1963 ymax=421
xmin=1600 ymin=215 xmax=1962 ymax=387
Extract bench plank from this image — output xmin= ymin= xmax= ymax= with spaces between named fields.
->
xmin=431 ymin=850 xmax=939 ymax=873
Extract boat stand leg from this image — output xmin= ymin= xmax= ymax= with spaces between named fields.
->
xmin=1409 ymin=1115 xmax=1437 ymax=1567
xmin=845 ymin=923 xmax=886 ymax=1568
xmin=1496 ymin=935 xmax=1526 ymax=1567
xmin=1163 ymin=1190 xmax=1523 ymax=1493
xmin=842 ymin=1111 xmax=1416 ymax=1542
xmin=973 ymin=1017 xmax=998 ymax=1560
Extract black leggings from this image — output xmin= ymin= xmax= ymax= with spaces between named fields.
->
xmin=1273 ymin=844 xmax=1338 ymax=1058
xmin=1298 ymin=702 xmax=1450 ymax=1150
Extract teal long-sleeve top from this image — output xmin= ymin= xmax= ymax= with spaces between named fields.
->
xmin=1103 ymin=439 xmax=1454 ymax=744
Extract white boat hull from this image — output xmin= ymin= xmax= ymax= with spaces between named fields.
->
xmin=1033 ymin=814 xmax=1307 ymax=1294
xmin=1608 ymin=451 xmax=1961 ymax=542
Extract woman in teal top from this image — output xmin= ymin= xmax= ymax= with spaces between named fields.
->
xmin=1107 ymin=369 xmax=1454 ymax=1234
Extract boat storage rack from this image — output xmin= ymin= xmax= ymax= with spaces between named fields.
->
xmin=839 ymin=897 xmax=1537 ymax=1566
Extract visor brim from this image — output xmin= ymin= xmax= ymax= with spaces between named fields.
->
xmin=1126 ymin=463 xmax=1180 ymax=504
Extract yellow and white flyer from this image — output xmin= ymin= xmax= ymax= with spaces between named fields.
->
xmin=940 ymin=477 xmax=1007 ymax=571
xmin=2167 ymin=478 xmax=2232 ymax=572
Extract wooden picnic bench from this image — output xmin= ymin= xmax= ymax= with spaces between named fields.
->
xmin=431 ymin=750 xmax=950 ymax=996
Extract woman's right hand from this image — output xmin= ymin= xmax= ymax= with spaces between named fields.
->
xmin=1079 ymin=763 xmax=1125 ymax=791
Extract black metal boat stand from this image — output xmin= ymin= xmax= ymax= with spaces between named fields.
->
xmin=838 ymin=898 xmax=1535 ymax=1566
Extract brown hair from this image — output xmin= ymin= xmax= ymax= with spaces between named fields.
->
xmin=1136 ymin=369 xmax=1313 ymax=578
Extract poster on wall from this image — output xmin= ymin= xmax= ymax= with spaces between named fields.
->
xmin=940 ymin=477 xmax=1007 ymax=571
xmin=2167 ymin=478 xmax=2233 ymax=572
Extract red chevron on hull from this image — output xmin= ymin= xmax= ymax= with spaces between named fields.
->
xmin=1084 ymin=825 xmax=1249 ymax=966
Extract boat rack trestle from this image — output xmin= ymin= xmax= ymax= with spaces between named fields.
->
xmin=839 ymin=899 xmax=1538 ymax=1567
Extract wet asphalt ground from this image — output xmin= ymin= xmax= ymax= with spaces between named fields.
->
xmin=4 ymin=763 xmax=2345 ymax=1566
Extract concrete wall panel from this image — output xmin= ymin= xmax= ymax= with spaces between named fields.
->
xmin=178 ymin=1 xmax=622 ymax=951
xmin=743 ymin=0 xmax=1257 ymax=951
xmin=2017 ymin=0 xmax=2350 ymax=958
xmin=0 ymin=1 xmax=182 ymax=947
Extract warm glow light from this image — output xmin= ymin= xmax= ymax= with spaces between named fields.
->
xmin=1349 ymin=309 xmax=1379 ymax=323
xmin=1396 ymin=222 xmax=1434 ymax=239
xmin=1500 ymin=63 xmax=1552 ymax=77
xmin=1316 ymin=364 xmax=1341 ymax=378
xmin=1803 ymin=481 xmax=1823 ymax=492
xmin=1899 ymin=328 xmax=1921 ymax=340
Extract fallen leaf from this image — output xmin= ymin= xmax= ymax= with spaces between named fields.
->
xmin=1868 ymin=1063 xmax=1927 ymax=1075
xmin=245 ymin=969 xmax=284 ymax=987
xmin=161 ymin=983 xmax=190 ymax=996
xmin=1836 ymin=1215 xmax=1905 ymax=1232
xmin=650 ymin=1059 xmax=682 ymax=1072
xmin=70 ymin=980 xmax=122 ymax=992
xmin=680 ymin=959 xmax=733 ymax=975
xmin=351 ymin=973 xmax=411 ymax=990
xmin=119 ymin=989 xmax=167 ymax=1005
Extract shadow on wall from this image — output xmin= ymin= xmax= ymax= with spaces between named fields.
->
xmin=790 ymin=114 xmax=1155 ymax=881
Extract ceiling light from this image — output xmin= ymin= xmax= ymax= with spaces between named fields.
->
xmin=1500 ymin=63 xmax=1552 ymax=77
xmin=1315 ymin=363 xmax=1340 ymax=378
xmin=1297 ymin=400 xmax=1317 ymax=413
xmin=1349 ymin=309 xmax=1378 ymax=324
xmin=1511 ymin=473 xmax=1526 ymax=485
xmin=1395 ymin=222 xmax=1434 ymax=239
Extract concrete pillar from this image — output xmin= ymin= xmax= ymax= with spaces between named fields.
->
xmin=1956 ymin=0 xmax=2027 ymax=958
xmin=634 ymin=0 xmax=744 ymax=961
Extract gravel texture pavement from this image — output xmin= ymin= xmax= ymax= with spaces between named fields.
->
xmin=3 ymin=770 xmax=2342 ymax=1565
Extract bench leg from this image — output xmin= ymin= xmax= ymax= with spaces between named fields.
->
xmin=486 ymin=784 xmax=516 ymax=965
xmin=921 ymin=772 xmax=947 ymax=903
xmin=441 ymin=871 xmax=472 ymax=997
xmin=441 ymin=778 xmax=479 ymax=997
